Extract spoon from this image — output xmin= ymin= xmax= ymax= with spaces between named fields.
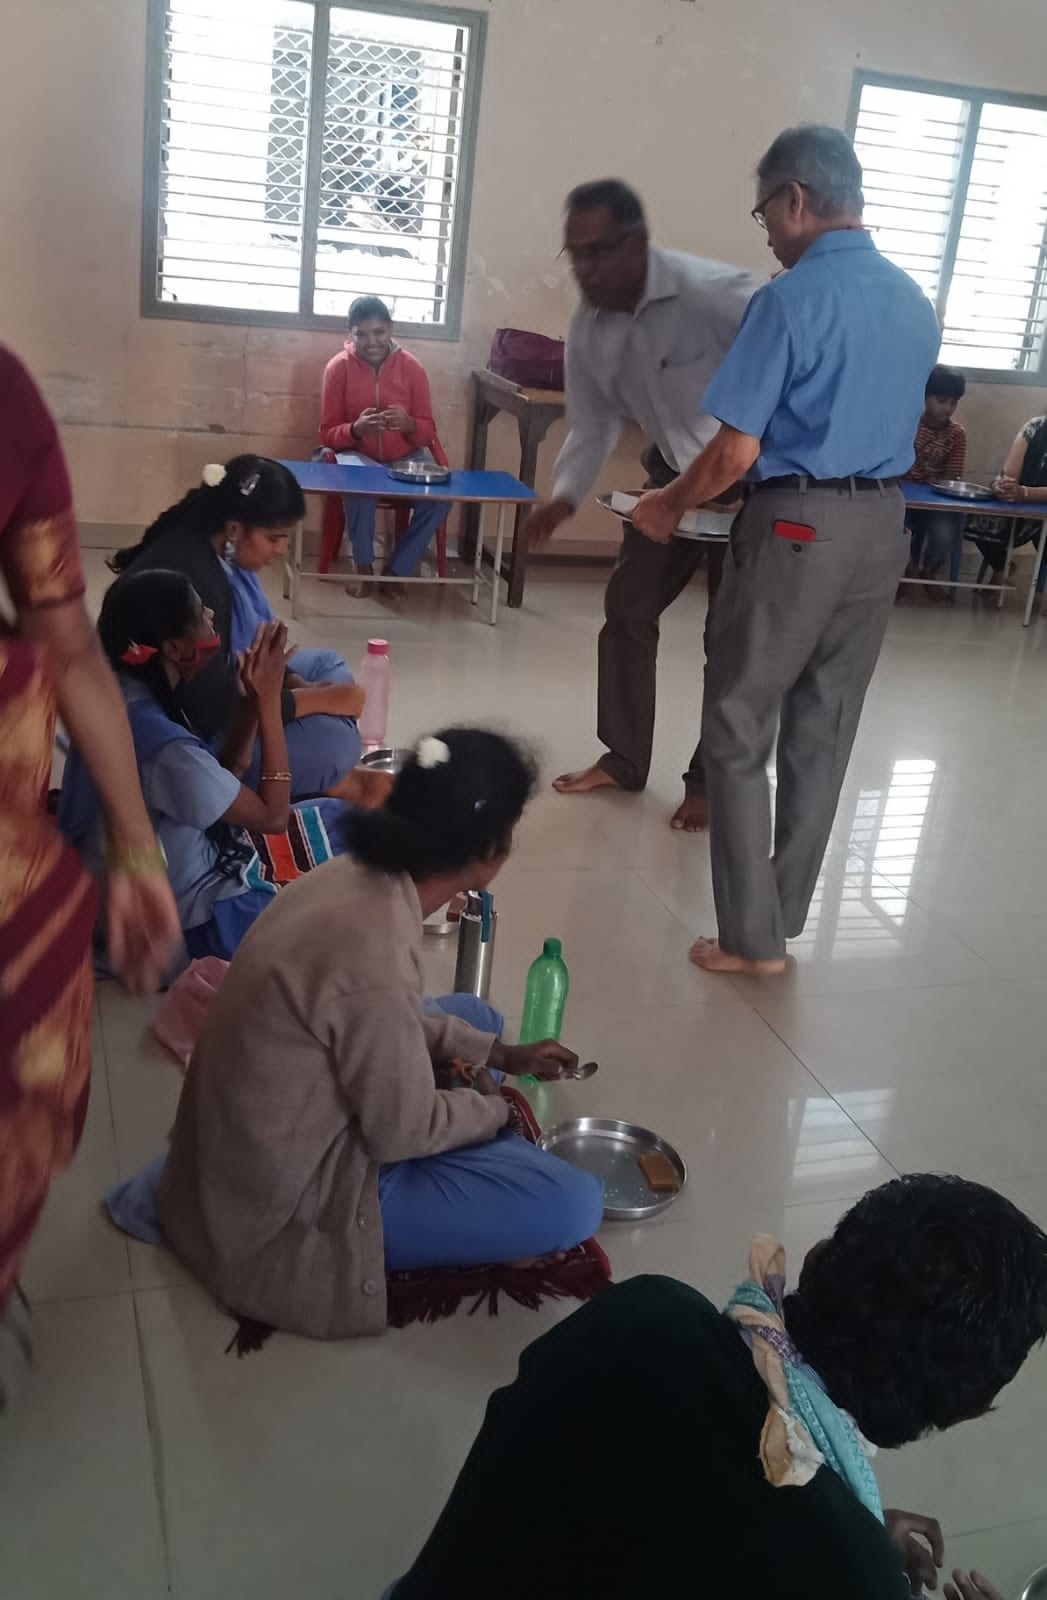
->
xmin=561 ymin=1060 xmax=598 ymax=1081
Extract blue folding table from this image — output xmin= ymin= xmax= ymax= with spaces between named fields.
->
xmin=902 ymin=482 xmax=1047 ymax=624
xmin=278 ymin=460 xmax=537 ymax=626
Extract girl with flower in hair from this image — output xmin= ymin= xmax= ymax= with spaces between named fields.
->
xmin=109 ymin=454 xmax=364 ymax=794
xmin=61 ymin=568 xmax=386 ymax=961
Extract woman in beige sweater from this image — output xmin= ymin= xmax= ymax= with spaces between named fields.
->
xmin=153 ymin=728 xmax=603 ymax=1339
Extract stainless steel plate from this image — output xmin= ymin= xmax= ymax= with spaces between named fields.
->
xmin=538 ymin=1116 xmax=686 ymax=1220
xmin=358 ymin=746 xmax=408 ymax=775
xmin=932 ymin=478 xmax=994 ymax=501
xmin=1020 ymin=1565 xmax=1047 ymax=1600
xmin=387 ymin=461 xmax=452 ymax=485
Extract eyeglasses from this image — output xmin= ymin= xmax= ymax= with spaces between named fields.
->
xmin=560 ymin=229 xmax=639 ymax=267
xmin=751 ymin=180 xmax=809 ymax=229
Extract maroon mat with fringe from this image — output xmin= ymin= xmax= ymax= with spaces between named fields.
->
xmin=226 ymin=1086 xmax=611 ymax=1356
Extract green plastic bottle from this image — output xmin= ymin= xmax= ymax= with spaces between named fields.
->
xmin=519 ymin=938 xmax=569 ymax=1047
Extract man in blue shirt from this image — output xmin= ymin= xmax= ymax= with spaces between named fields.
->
xmin=633 ymin=125 xmax=940 ymax=975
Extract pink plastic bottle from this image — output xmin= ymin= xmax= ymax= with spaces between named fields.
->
xmin=357 ymin=639 xmax=391 ymax=751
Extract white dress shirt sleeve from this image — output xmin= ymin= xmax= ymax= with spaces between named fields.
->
xmin=551 ymin=320 xmax=623 ymax=510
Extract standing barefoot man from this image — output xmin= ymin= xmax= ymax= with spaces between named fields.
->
xmin=524 ymin=180 xmax=755 ymax=831
xmin=633 ymin=127 xmax=940 ymax=974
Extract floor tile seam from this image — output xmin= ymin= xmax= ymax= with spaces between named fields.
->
xmin=745 ymin=1009 xmax=903 ymax=1179
xmin=130 ymin=1290 xmax=174 ymax=1593
xmin=31 ymin=1284 xmax=137 ymax=1308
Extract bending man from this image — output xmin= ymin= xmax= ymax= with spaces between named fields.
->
xmin=525 ymin=180 xmax=755 ymax=831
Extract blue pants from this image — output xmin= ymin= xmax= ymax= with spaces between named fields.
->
xmin=105 ymin=996 xmax=605 ymax=1275
xmin=380 ymin=994 xmax=605 ymax=1271
xmin=244 ymin=648 xmax=362 ymax=797
xmin=343 ymin=495 xmax=446 ymax=575
xmin=908 ymin=509 xmax=960 ymax=574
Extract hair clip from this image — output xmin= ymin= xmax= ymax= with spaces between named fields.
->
xmin=121 ymin=641 xmax=158 ymax=666
xmin=238 ymin=470 xmax=261 ymax=497
xmin=202 ymin=463 xmax=227 ymax=488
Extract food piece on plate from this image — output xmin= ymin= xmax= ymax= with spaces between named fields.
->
xmin=638 ymin=1151 xmax=679 ymax=1194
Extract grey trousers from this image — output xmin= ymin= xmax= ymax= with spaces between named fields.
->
xmin=702 ymin=481 xmax=907 ymax=961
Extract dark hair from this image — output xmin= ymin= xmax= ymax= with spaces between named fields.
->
xmin=98 ymin=568 xmax=200 ymax=724
xmin=756 ymin=125 xmax=864 ymax=218
xmin=783 ymin=1174 xmax=1047 ymax=1449
xmin=348 ymin=295 xmax=392 ymax=328
xmin=565 ymin=179 xmax=646 ymax=231
xmin=98 ymin=567 xmax=251 ymax=878
xmin=110 ymin=455 xmax=305 ymax=575
xmin=926 ymin=363 xmax=966 ymax=401
xmin=349 ymin=728 xmax=538 ymax=878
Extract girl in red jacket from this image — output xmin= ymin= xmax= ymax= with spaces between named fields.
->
xmin=319 ymin=296 xmax=446 ymax=593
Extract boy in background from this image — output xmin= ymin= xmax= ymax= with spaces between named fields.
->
xmin=904 ymin=364 xmax=968 ymax=585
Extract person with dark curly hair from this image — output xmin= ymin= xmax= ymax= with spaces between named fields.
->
xmin=388 ymin=1174 xmax=1047 ymax=1598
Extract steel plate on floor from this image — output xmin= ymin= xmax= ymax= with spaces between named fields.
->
xmin=358 ymin=746 xmax=408 ymax=774
xmin=538 ymin=1117 xmax=686 ymax=1220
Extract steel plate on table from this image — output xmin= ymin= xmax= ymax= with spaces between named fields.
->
xmin=538 ymin=1117 xmax=686 ymax=1220
xmin=932 ymin=478 xmax=994 ymax=501
xmin=387 ymin=460 xmax=451 ymax=485
xmin=358 ymin=746 xmax=409 ymax=775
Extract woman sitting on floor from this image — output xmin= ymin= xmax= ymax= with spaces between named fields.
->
xmin=148 ymin=728 xmax=603 ymax=1340
xmin=61 ymin=569 xmax=378 ymax=960
xmin=111 ymin=455 xmax=363 ymax=792
xmin=319 ymin=294 xmax=446 ymax=595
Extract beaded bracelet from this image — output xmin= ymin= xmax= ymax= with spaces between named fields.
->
xmin=260 ymin=771 xmax=293 ymax=783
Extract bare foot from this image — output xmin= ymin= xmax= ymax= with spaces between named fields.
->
xmin=345 ymin=564 xmax=375 ymax=599
xmin=552 ymin=765 xmax=620 ymax=795
xmin=381 ymin=579 xmax=407 ymax=600
xmin=671 ymin=790 xmax=709 ymax=832
xmin=688 ymin=937 xmax=786 ymax=976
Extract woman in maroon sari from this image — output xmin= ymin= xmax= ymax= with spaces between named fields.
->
xmin=0 ymin=347 xmax=179 ymax=1409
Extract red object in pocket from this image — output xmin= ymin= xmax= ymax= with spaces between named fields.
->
xmin=773 ymin=520 xmax=816 ymax=543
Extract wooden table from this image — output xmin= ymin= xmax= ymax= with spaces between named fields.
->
xmin=464 ymin=369 xmax=565 ymax=608
xmin=278 ymin=459 xmax=536 ymax=626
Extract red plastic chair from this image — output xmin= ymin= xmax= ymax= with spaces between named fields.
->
xmin=316 ymin=441 xmax=449 ymax=577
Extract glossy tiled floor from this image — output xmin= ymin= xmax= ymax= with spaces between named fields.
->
xmin=4 ymin=556 xmax=1047 ymax=1597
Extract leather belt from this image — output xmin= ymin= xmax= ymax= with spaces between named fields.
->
xmin=754 ymin=474 xmax=899 ymax=492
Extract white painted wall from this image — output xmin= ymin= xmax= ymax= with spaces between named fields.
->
xmin=1 ymin=0 xmax=1044 ymax=541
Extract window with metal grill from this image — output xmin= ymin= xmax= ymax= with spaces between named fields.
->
xmin=142 ymin=0 xmax=485 ymax=338
xmin=849 ymin=74 xmax=1047 ymax=381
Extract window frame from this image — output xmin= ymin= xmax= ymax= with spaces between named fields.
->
xmin=141 ymin=0 xmax=487 ymax=341
xmin=847 ymin=69 xmax=1047 ymax=387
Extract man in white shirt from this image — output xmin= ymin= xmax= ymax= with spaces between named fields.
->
xmin=526 ymin=180 xmax=755 ymax=830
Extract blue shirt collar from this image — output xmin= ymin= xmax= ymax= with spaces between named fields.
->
xmin=799 ymin=228 xmax=874 ymax=261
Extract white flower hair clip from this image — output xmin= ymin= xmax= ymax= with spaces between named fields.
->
xmin=416 ymin=736 xmax=451 ymax=770
xmin=202 ymin=463 xmax=227 ymax=488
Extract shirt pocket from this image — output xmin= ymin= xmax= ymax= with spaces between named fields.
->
xmin=656 ymin=353 xmax=709 ymax=415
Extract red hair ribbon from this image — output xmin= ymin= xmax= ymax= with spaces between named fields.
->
xmin=121 ymin=641 xmax=158 ymax=667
